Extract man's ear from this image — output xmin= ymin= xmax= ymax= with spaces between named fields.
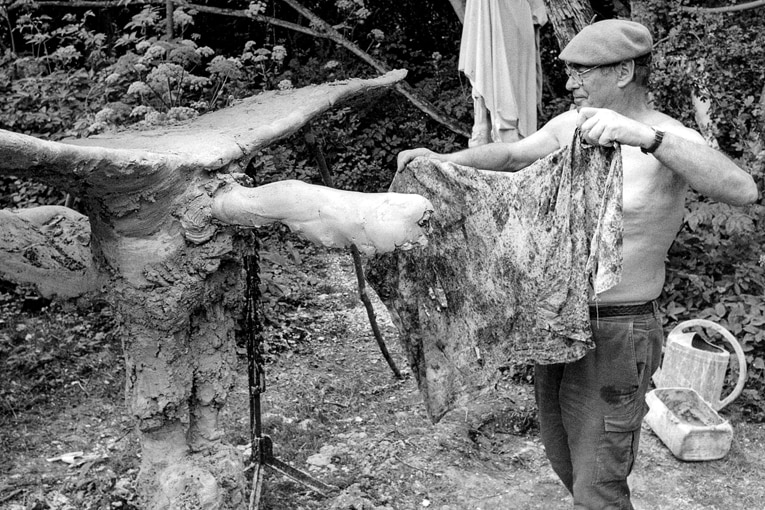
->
xmin=616 ymin=60 xmax=636 ymax=88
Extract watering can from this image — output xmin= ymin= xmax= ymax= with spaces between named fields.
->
xmin=653 ymin=319 xmax=747 ymax=411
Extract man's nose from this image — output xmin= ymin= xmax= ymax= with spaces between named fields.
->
xmin=565 ymin=75 xmax=579 ymax=91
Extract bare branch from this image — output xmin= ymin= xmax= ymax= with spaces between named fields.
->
xmin=304 ymin=125 xmax=402 ymax=379
xmin=8 ymin=0 xmax=333 ymax=38
xmin=179 ymin=2 xmax=325 ymax=37
xmin=278 ymin=0 xmax=469 ymax=138
xmin=164 ymin=0 xmax=173 ymax=39
xmin=678 ymin=0 xmax=765 ymax=13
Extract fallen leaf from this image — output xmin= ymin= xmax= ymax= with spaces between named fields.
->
xmin=46 ymin=451 xmax=84 ymax=464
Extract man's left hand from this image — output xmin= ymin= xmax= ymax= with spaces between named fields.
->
xmin=576 ymin=107 xmax=655 ymax=150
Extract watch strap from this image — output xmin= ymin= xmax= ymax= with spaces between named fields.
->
xmin=641 ymin=128 xmax=665 ymax=154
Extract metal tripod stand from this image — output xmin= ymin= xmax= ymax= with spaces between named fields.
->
xmin=243 ymin=255 xmax=338 ymax=509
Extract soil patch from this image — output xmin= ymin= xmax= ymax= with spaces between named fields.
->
xmin=2 ymin=237 xmax=765 ymax=509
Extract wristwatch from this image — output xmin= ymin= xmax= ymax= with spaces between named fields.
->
xmin=641 ymin=127 xmax=665 ymax=154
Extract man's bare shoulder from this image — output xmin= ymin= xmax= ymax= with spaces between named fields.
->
xmin=540 ymin=109 xmax=578 ymax=146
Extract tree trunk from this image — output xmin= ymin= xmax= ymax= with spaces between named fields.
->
xmin=0 ymin=71 xmax=425 ymax=508
xmin=118 ymin=222 xmax=252 ymax=509
xmin=692 ymin=91 xmax=720 ymax=149
xmin=542 ymin=0 xmax=594 ymax=51
xmin=164 ymin=0 xmax=173 ymax=39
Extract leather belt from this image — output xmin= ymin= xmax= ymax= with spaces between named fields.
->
xmin=589 ymin=300 xmax=655 ymax=319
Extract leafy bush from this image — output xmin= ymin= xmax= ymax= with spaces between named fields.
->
xmin=648 ymin=3 xmax=765 ymax=415
xmin=1 ymin=0 xmax=764 ymax=416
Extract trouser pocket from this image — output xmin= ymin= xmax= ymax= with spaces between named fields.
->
xmin=596 ymin=411 xmax=643 ymax=483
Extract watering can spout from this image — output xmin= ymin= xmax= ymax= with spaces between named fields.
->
xmin=653 ymin=319 xmax=747 ymax=411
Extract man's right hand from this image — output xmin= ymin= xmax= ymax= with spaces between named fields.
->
xmin=397 ymin=148 xmax=438 ymax=172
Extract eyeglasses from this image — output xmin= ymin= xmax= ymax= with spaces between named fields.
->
xmin=565 ymin=64 xmax=602 ymax=85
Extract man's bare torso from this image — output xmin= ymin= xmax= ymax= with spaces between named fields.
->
xmin=547 ymin=110 xmax=689 ymax=304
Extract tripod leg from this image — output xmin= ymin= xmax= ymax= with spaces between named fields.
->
xmin=257 ymin=435 xmax=338 ymax=498
xmin=249 ymin=460 xmax=266 ymax=510
xmin=266 ymin=456 xmax=339 ymax=497
xmin=243 ymin=256 xmax=337 ymax=505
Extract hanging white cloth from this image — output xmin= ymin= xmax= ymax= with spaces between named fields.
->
xmin=459 ymin=0 xmax=546 ymax=145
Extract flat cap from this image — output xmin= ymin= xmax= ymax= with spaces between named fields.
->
xmin=559 ymin=19 xmax=653 ymax=66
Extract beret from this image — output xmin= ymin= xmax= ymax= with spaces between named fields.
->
xmin=559 ymin=19 xmax=653 ymax=66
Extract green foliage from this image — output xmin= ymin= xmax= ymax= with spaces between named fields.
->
xmin=238 ymin=0 xmax=469 ymax=192
xmin=0 ymin=176 xmax=67 ymax=207
xmin=651 ymin=3 xmax=765 ymax=159
xmin=0 ymin=51 xmax=95 ymax=138
xmin=253 ymin=88 xmax=465 ymax=192
xmin=0 ymin=292 xmax=120 ymax=411
xmin=0 ymin=0 xmax=466 ymax=196
xmin=661 ymin=196 xmax=765 ymax=380
xmin=0 ymin=9 xmax=109 ymax=138
xmin=645 ymin=2 xmax=765 ymax=414
xmin=2 ymin=0 xmax=765 ymax=416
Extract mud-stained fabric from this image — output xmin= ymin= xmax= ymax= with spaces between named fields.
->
xmin=366 ymin=131 xmax=623 ymax=422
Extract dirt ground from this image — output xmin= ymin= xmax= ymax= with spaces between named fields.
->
xmin=2 ymin=237 xmax=765 ymax=509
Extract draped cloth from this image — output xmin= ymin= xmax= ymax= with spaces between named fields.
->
xmin=458 ymin=0 xmax=547 ymax=143
xmin=366 ymin=131 xmax=623 ymax=422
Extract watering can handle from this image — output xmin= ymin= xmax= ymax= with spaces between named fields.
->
xmin=668 ymin=319 xmax=747 ymax=410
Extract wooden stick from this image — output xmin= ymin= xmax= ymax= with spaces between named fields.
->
xmin=304 ymin=126 xmax=403 ymax=379
xmin=349 ymin=244 xmax=402 ymax=379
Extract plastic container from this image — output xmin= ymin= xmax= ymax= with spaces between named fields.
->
xmin=644 ymin=387 xmax=733 ymax=461
xmin=653 ymin=319 xmax=746 ymax=411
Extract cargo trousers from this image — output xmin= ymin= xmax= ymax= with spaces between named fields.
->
xmin=534 ymin=309 xmax=663 ymax=509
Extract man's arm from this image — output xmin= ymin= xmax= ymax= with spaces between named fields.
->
xmin=649 ymin=129 xmax=758 ymax=206
xmin=397 ymin=125 xmax=562 ymax=173
xmin=577 ymin=107 xmax=758 ymax=206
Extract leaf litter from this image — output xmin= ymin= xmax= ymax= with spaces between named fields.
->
xmin=2 ymin=229 xmax=765 ymax=509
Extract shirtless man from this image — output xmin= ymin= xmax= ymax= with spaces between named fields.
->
xmin=397 ymin=20 xmax=757 ymax=509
